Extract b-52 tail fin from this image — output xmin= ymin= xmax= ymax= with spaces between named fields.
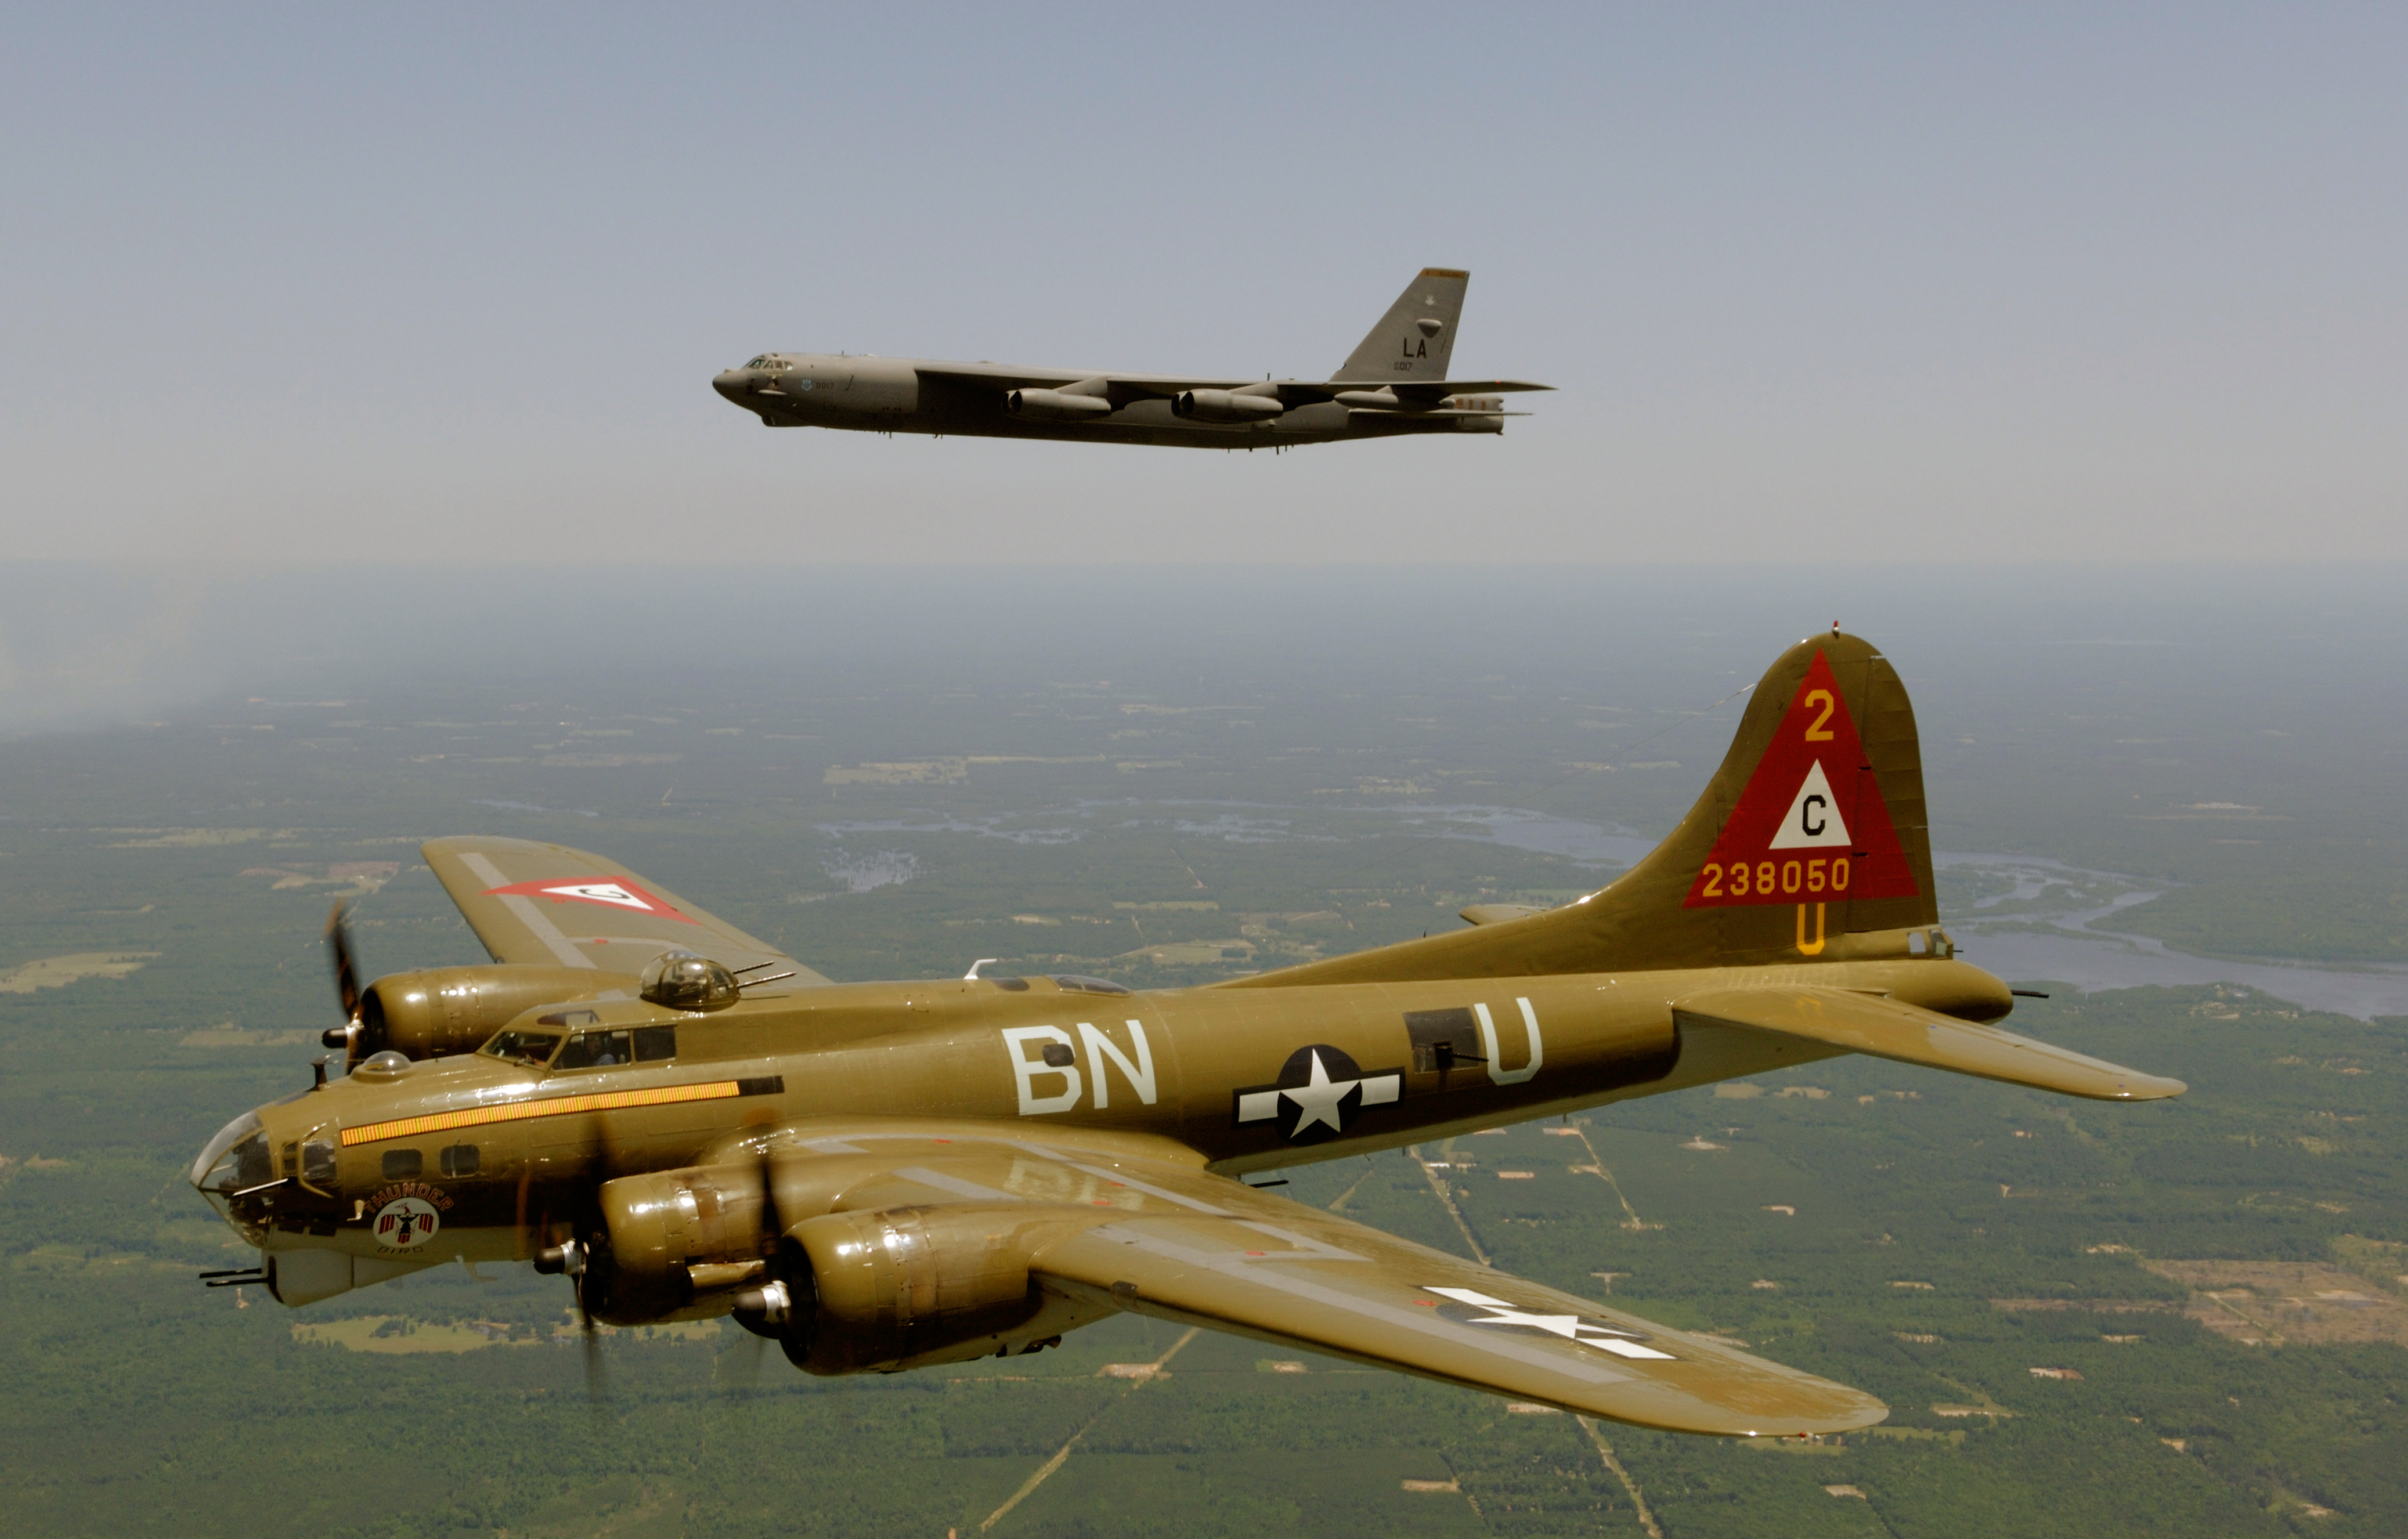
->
xmin=1333 ymin=269 xmax=1468 ymax=383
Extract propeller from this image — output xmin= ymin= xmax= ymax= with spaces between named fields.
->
xmin=728 ymin=1129 xmax=804 ymax=1380
xmin=718 ymin=1312 xmax=770 ymax=1400
xmin=756 ymin=1134 xmax=784 ymax=1260
xmin=320 ymin=902 xmax=362 ymax=1058
xmin=577 ymin=1260 xmax=609 ymax=1410
xmin=535 ymin=1230 xmax=612 ymax=1404
xmin=534 ymin=1120 xmax=624 ymax=1407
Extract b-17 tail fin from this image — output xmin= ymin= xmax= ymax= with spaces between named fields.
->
xmin=1333 ymin=269 xmax=1468 ymax=384
xmin=1230 ymin=631 xmax=1942 ymax=985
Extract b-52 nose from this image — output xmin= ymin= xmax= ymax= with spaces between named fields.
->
xmin=712 ymin=367 xmax=753 ymax=403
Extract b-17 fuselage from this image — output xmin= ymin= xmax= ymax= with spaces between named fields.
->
xmin=189 ymin=633 xmax=2183 ymax=1439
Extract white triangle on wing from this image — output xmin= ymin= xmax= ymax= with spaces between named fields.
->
xmin=1767 ymin=761 xmax=1853 ymax=850
xmin=540 ymin=882 xmax=652 ymax=911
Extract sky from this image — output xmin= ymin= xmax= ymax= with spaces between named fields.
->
xmin=5 ymin=4 xmax=2404 ymax=565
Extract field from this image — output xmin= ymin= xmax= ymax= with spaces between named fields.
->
xmin=1 ymin=567 xmax=2403 ymax=1537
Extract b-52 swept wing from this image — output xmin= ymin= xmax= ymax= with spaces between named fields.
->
xmin=712 ymin=268 xmax=1551 ymax=450
xmin=190 ymin=631 xmax=2181 ymax=1438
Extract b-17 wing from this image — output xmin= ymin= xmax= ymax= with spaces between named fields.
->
xmin=1031 ymin=1175 xmax=1880 ymax=1436
xmin=421 ymin=836 xmax=828 ymax=983
xmin=738 ymin=1122 xmax=1884 ymax=1436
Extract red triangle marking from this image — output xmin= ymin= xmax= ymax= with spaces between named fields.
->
xmin=482 ymin=876 xmax=695 ymax=922
xmin=1683 ymin=651 xmax=1918 ymax=908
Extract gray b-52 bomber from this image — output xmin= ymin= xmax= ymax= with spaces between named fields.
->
xmin=712 ymin=268 xmax=1551 ymax=450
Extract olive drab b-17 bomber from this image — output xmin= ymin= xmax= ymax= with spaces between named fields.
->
xmin=190 ymin=633 xmax=2185 ymax=1438
xmin=710 ymin=268 xmax=1552 ymax=450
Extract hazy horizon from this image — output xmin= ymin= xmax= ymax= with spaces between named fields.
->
xmin=3 ymin=558 xmax=2402 ymax=736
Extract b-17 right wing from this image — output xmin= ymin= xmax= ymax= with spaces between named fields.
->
xmin=742 ymin=1122 xmax=1885 ymax=1437
xmin=1034 ymin=1197 xmax=1883 ymax=1437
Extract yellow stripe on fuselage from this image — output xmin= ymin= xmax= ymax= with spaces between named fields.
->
xmin=339 ymin=1079 xmax=743 ymax=1147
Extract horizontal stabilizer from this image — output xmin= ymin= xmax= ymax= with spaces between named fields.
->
xmin=1675 ymin=985 xmax=2185 ymax=1101
xmin=1460 ymin=903 xmax=1549 ymax=926
xmin=1325 ymin=378 xmax=1555 ymax=395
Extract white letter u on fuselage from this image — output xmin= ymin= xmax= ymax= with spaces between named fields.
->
xmin=1472 ymin=999 xmax=1544 ymax=1086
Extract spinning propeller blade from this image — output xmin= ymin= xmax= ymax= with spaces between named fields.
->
xmin=531 ymin=1121 xmax=625 ymax=1406
xmin=579 ymin=1302 xmax=608 ymax=1407
xmin=756 ymin=1135 xmax=783 ymax=1256
xmin=728 ymin=1128 xmax=804 ymax=1362
xmin=326 ymin=902 xmax=361 ymax=1023
xmin=322 ymin=903 xmax=363 ymax=1057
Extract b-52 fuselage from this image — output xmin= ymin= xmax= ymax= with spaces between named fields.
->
xmin=712 ymin=268 xmax=1550 ymax=449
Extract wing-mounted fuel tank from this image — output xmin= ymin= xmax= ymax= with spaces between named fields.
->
xmin=338 ymin=965 xmax=638 ymax=1065
xmin=582 ymin=1159 xmax=1098 ymax=1374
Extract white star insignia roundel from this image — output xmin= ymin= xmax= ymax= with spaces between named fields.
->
xmin=1233 ymin=1045 xmax=1403 ymax=1143
xmin=1277 ymin=1049 xmax=1352 ymax=1136
xmin=1424 ymin=1287 xmax=1677 ymax=1360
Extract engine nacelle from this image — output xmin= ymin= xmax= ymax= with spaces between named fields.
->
xmin=592 ymin=1162 xmax=1081 ymax=1371
xmin=1172 ymin=388 xmax=1284 ymax=422
xmin=587 ymin=1161 xmax=786 ymax=1322
xmin=1006 ymin=388 xmax=1112 ymax=421
xmin=351 ymin=965 xmax=634 ymax=1063
xmin=784 ymin=1204 xmax=1053 ymax=1373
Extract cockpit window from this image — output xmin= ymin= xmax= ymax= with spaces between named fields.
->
xmin=555 ymin=1028 xmax=632 ymax=1070
xmin=481 ymin=1029 xmax=561 ymax=1065
xmin=745 ymin=355 xmax=770 ymax=369
xmin=554 ymin=1025 xmax=676 ymax=1070
xmin=190 ymin=1111 xmax=271 ymax=1192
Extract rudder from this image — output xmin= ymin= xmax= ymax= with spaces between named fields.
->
xmin=1225 ymin=631 xmax=1938 ymax=986
xmin=1332 ymin=268 xmax=1467 ymax=382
